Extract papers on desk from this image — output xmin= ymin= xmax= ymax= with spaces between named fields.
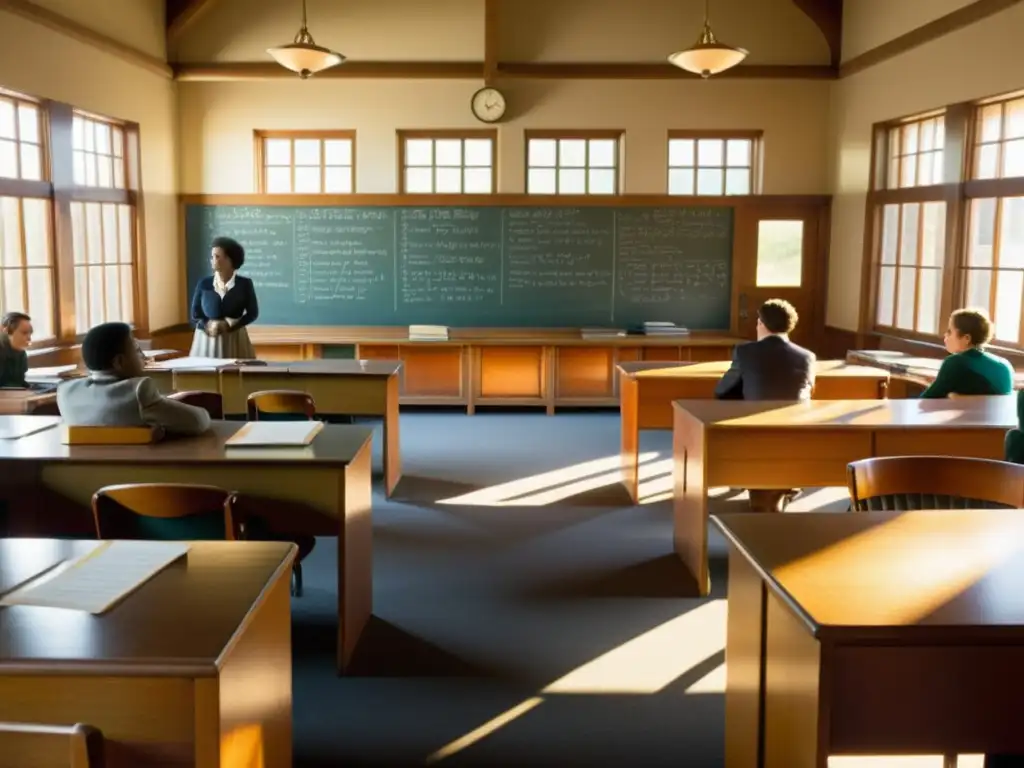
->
xmin=0 ymin=541 xmax=189 ymax=614
xmin=147 ymin=356 xmax=238 ymax=371
xmin=26 ymin=364 xmax=79 ymax=380
xmin=225 ymin=420 xmax=324 ymax=448
xmin=0 ymin=416 xmax=59 ymax=439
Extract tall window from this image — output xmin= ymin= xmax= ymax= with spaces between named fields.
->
xmin=256 ymin=131 xmax=355 ymax=193
xmin=871 ymin=113 xmax=948 ymax=336
xmin=0 ymin=91 xmax=54 ymax=340
xmin=398 ymin=131 xmax=495 ymax=194
xmin=962 ymin=95 xmax=1024 ymax=344
xmin=668 ymin=131 xmax=760 ymax=195
xmin=526 ymin=132 xmax=620 ymax=195
xmin=70 ymin=112 xmax=137 ymax=329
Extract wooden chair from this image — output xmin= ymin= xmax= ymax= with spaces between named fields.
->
xmin=847 ymin=456 xmax=1024 ymax=511
xmin=0 ymin=722 xmax=103 ymax=768
xmin=246 ymin=390 xmax=316 ymax=421
xmin=169 ymin=390 xmax=224 ymax=419
xmin=92 ymin=483 xmax=242 ymax=542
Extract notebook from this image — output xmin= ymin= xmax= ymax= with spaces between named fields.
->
xmin=224 ymin=420 xmax=325 ymax=448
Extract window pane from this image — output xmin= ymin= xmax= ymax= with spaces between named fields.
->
xmin=119 ymin=265 xmax=134 ymax=324
xmin=558 ymin=168 xmax=586 ymax=194
xmin=294 ymin=166 xmax=320 ymax=193
xmin=95 ymin=124 xmax=111 ymax=155
xmin=434 ymin=139 xmax=462 ymax=166
xmin=697 ymin=139 xmax=723 ymax=166
xmin=994 ymin=270 xmax=1023 ymax=343
xmin=977 ymin=144 xmax=999 ymax=179
xmin=899 ymin=203 xmax=919 ymax=264
xmin=0 ymin=100 xmax=14 ymax=139
xmin=726 ymin=139 xmax=751 ymax=167
xmin=696 ymin=168 xmax=723 ymax=195
xmin=404 ymin=167 xmax=432 ymax=193
xmin=96 ymin=155 xmax=113 ymax=187
xmin=1002 ymin=139 xmax=1024 ymax=178
xmin=876 ymin=266 xmax=896 ymax=325
xmin=901 ymin=123 xmax=919 ymax=154
xmin=19 ymin=144 xmax=40 ymax=181
xmin=756 ymin=220 xmax=803 ymax=287
xmin=463 ymin=139 xmax=491 ymax=167
xmin=85 ymin=203 xmax=102 ymax=264
xmin=1007 ymin=99 xmax=1024 ymax=140
xmin=920 ymin=120 xmax=935 ymax=151
xmin=920 ymin=202 xmax=945 ymax=267
xmin=887 ymin=156 xmax=900 ymax=189
xmin=587 ymin=169 xmax=616 ymax=194
xmin=965 ymin=269 xmax=991 ymax=312
xmin=917 ymin=153 xmax=933 ymax=186
xmin=588 ymin=139 xmax=616 ymax=168
xmin=0 ymin=140 xmax=16 ymax=178
xmin=264 ymin=138 xmax=291 ymax=166
xmin=880 ymin=204 xmax=900 ymax=265
xmin=113 ymin=157 xmax=125 ymax=189
xmin=85 ymin=154 xmax=97 ymax=187
xmin=88 ymin=265 xmax=104 ymax=326
xmin=3 ymin=268 xmax=22 ymax=313
xmin=0 ymin=197 xmax=22 ymax=267
xmin=435 ymin=167 xmax=462 ymax=193
xmin=463 ymin=167 xmax=492 ymax=194
xmin=102 ymin=204 xmax=118 ymax=263
xmin=70 ymin=203 xmax=85 ymax=265
xmin=71 ymin=116 xmax=84 ymax=149
xmin=916 ymin=268 xmax=941 ymax=334
xmin=105 ymin=265 xmax=121 ymax=322
xmin=528 ymin=168 xmax=556 ymax=194
xmin=117 ymin=205 xmax=132 ymax=263
xmin=980 ymin=104 xmax=1003 ymax=143
xmin=82 ymin=121 xmax=95 ymax=152
xmin=968 ymin=198 xmax=997 ymax=266
xmin=72 ymin=151 xmax=85 ymax=186
xmin=725 ymin=168 xmax=750 ymax=195
xmin=112 ymin=127 xmax=123 ymax=158
xmin=899 ymin=154 xmax=916 ymax=187
xmin=932 ymin=151 xmax=943 ymax=184
xmin=293 ymin=139 xmax=320 ymax=166
xmin=17 ymin=106 xmax=39 ymax=144
xmin=404 ymin=139 xmax=433 ymax=166
xmin=668 ymin=139 xmax=694 ymax=167
xmin=324 ymin=139 xmax=351 ymax=166
xmin=74 ymin=266 xmax=88 ymax=331
xmin=266 ymin=167 xmax=291 ymax=193
xmin=26 ymin=270 xmax=52 ymax=339
xmin=559 ymin=139 xmax=586 ymax=168
xmin=999 ymin=197 xmax=1024 ymax=268
xmin=896 ymin=267 xmax=916 ymax=329
xmin=324 ymin=166 xmax=352 ymax=193
xmin=668 ymin=168 xmax=695 ymax=195
xmin=528 ymin=139 xmax=556 ymax=167
xmin=22 ymin=198 xmax=49 ymax=267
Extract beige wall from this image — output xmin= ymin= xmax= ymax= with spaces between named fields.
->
xmin=0 ymin=3 xmax=179 ymax=330
xmin=827 ymin=2 xmax=1024 ymax=330
xmin=27 ymin=0 xmax=167 ymax=60
xmin=841 ymin=0 xmax=978 ymax=62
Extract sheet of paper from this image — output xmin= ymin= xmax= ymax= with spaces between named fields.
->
xmin=0 ymin=541 xmax=190 ymax=614
xmin=146 ymin=356 xmax=236 ymax=371
xmin=0 ymin=416 xmax=60 ymax=440
xmin=26 ymin=364 xmax=79 ymax=379
xmin=225 ymin=420 xmax=324 ymax=447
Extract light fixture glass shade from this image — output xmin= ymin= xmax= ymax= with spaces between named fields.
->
xmin=268 ymin=41 xmax=345 ymax=79
xmin=668 ymin=24 xmax=748 ymax=78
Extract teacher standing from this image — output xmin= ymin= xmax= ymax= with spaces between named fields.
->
xmin=189 ymin=236 xmax=259 ymax=359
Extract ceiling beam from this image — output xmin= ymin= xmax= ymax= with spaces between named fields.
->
xmin=167 ymin=0 xmax=221 ymax=43
xmin=483 ymin=0 xmax=500 ymax=85
xmin=790 ymin=0 xmax=843 ymax=67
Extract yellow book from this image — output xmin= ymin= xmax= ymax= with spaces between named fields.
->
xmin=61 ymin=425 xmax=158 ymax=445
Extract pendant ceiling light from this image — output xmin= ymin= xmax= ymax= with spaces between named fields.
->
xmin=668 ymin=0 xmax=748 ymax=79
xmin=267 ymin=0 xmax=345 ymax=79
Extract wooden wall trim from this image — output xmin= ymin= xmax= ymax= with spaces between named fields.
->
xmin=247 ymin=326 xmax=744 ymax=345
xmin=167 ymin=0 xmax=221 ymax=43
xmin=172 ymin=61 xmax=838 ymax=82
xmin=0 ymin=0 xmax=172 ymax=79
xmin=791 ymin=0 xmax=845 ymax=68
xmin=179 ymin=193 xmax=832 ymax=207
xmin=839 ymin=0 xmax=1024 ymax=78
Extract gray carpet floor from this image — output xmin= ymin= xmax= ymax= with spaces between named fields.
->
xmin=288 ymin=411 xmax=850 ymax=767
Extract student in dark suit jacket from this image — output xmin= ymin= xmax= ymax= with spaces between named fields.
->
xmin=0 ymin=312 xmax=33 ymax=388
xmin=190 ymin=236 xmax=259 ymax=359
xmin=715 ymin=299 xmax=816 ymax=512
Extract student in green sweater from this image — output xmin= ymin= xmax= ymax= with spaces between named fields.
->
xmin=920 ymin=308 xmax=1014 ymax=399
xmin=0 ymin=311 xmax=32 ymax=388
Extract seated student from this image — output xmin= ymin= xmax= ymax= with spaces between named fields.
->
xmin=715 ymin=299 xmax=815 ymax=512
xmin=0 ymin=311 xmax=32 ymax=388
xmin=1005 ymin=389 xmax=1024 ymax=465
xmin=920 ymin=308 xmax=1014 ymax=398
xmin=58 ymin=322 xmax=211 ymax=436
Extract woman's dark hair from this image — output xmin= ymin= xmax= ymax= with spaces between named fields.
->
xmin=212 ymin=236 xmax=245 ymax=270
xmin=950 ymin=308 xmax=994 ymax=347
xmin=1 ymin=311 xmax=30 ymax=334
xmin=81 ymin=322 xmax=133 ymax=371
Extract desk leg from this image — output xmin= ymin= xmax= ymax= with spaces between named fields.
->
xmin=725 ymin=548 xmax=767 ymax=768
xmin=673 ymin=410 xmax=709 ymax=596
xmin=338 ymin=441 xmax=373 ymax=674
xmin=383 ymin=373 xmax=402 ymax=497
xmin=620 ymin=375 xmax=640 ymax=504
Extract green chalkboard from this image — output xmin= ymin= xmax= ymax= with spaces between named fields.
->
xmin=185 ymin=204 xmax=734 ymax=328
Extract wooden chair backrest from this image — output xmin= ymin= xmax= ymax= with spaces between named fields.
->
xmin=170 ymin=390 xmax=224 ymax=419
xmin=92 ymin=483 xmax=241 ymax=540
xmin=847 ymin=456 xmax=1024 ymax=510
xmin=246 ymin=390 xmax=316 ymax=420
xmin=0 ymin=723 xmax=103 ymax=768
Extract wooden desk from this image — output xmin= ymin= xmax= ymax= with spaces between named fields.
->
xmin=0 ymin=538 xmax=295 ymax=767
xmin=0 ymin=389 xmax=56 ymax=416
xmin=713 ymin=510 xmax=1024 ymax=768
xmin=847 ymin=348 xmax=1024 ymax=397
xmin=619 ymin=360 xmax=889 ymax=503
xmin=672 ymin=396 xmax=1016 ymax=596
xmin=148 ymin=359 xmax=403 ymax=497
xmin=0 ymin=419 xmax=374 ymax=674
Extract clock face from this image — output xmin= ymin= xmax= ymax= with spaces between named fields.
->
xmin=471 ymin=88 xmax=506 ymax=123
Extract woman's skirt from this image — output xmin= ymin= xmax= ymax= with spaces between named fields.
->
xmin=189 ymin=325 xmax=256 ymax=359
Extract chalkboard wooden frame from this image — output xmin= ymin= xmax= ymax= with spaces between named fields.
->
xmin=179 ymin=193 xmax=831 ymax=335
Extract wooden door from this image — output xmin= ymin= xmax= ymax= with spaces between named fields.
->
xmin=731 ymin=201 xmax=829 ymax=350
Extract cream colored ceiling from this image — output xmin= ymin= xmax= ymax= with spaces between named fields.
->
xmin=841 ymin=0 xmax=979 ymax=62
xmin=26 ymin=0 xmax=167 ymax=59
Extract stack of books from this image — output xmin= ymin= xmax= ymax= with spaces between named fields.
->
xmin=580 ymin=327 xmax=626 ymax=340
xmin=408 ymin=325 xmax=449 ymax=341
xmin=642 ymin=321 xmax=690 ymax=336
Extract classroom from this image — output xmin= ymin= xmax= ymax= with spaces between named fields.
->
xmin=1 ymin=0 xmax=1024 ymax=765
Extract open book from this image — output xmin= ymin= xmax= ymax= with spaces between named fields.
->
xmin=225 ymin=420 xmax=325 ymax=448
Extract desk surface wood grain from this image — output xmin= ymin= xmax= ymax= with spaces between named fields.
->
xmin=673 ymin=395 xmax=1016 ymax=429
xmin=618 ymin=359 xmax=887 ymax=379
xmin=713 ymin=510 xmax=1024 ymax=642
xmin=0 ymin=418 xmax=373 ymax=465
xmin=0 ymin=539 xmax=295 ymax=674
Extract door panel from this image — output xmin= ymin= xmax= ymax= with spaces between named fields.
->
xmin=732 ymin=202 xmax=826 ymax=349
